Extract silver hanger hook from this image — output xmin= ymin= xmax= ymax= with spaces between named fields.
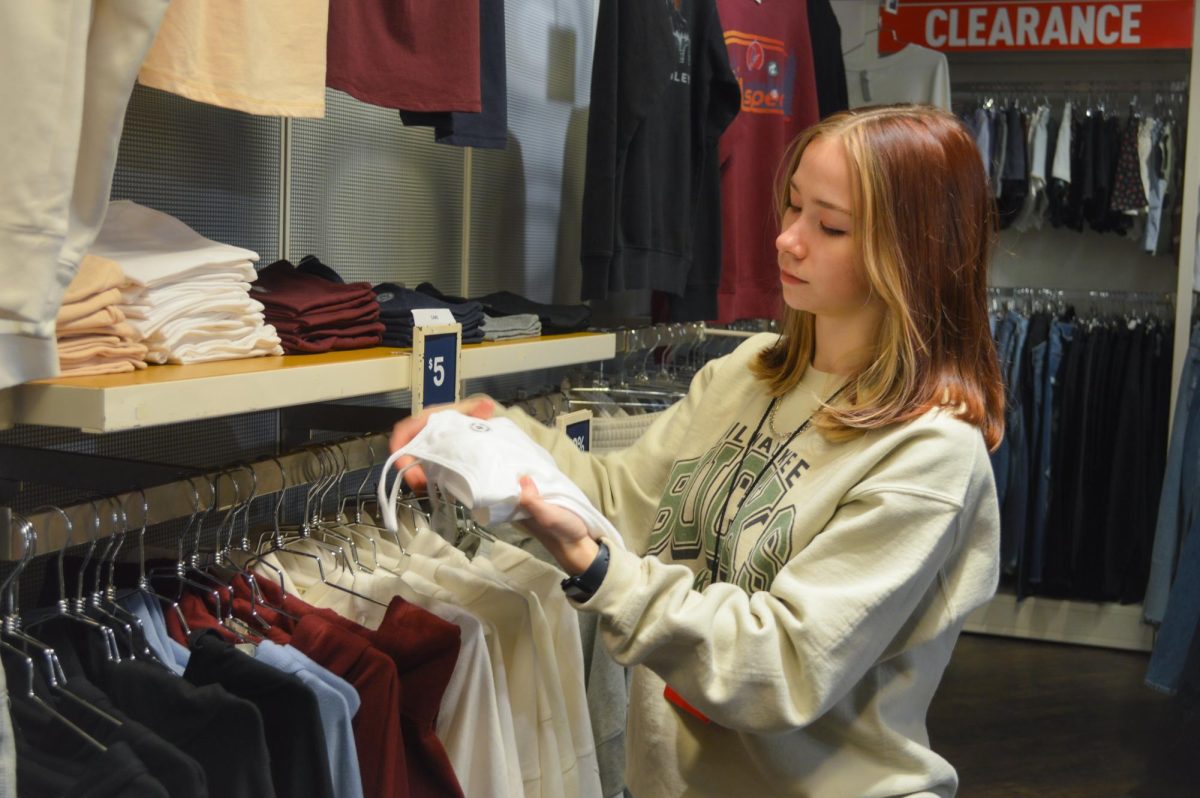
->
xmin=1 ymin=512 xmax=35 ymax=618
xmin=131 ymin=487 xmax=151 ymax=589
xmin=76 ymin=498 xmax=109 ymax=607
xmin=28 ymin=505 xmax=73 ymax=610
xmin=215 ymin=468 xmax=243 ymax=555
xmin=175 ymin=476 xmax=206 ymax=570
xmin=355 ymin=438 xmax=376 ymax=498
xmin=192 ymin=470 xmax=222 ymax=563
xmin=233 ymin=462 xmax=258 ymax=552
xmin=93 ymin=498 xmax=126 ymax=600
xmin=271 ymin=457 xmax=289 ymax=540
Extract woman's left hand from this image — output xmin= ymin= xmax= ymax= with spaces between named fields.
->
xmin=517 ymin=475 xmax=600 ymax=575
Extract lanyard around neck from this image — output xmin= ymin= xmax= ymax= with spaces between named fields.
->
xmin=709 ymin=382 xmax=849 ymax=585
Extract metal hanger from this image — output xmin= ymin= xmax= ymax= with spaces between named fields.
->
xmin=218 ymin=463 xmax=299 ymax=627
xmin=144 ymin=477 xmax=229 ymax=627
xmin=76 ymin=498 xmax=141 ymax=659
xmin=0 ymin=513 xmax=107 ymax=752
xmin=4 ymin=511 xmax=125 ymax=729
xmin=17 ymin=506 xmax=120 ymax=664
xmin=248 ymin=457 xmax=388 ymax=608
xmin=130 ymin=487 xmax=192 ymax=638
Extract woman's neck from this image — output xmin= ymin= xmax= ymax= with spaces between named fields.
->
xmin=812 ymin=313 xmax=881 ymax=375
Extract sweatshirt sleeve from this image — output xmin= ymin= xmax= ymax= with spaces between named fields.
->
xmin=490 ymin=352 xmax=728 ymax=556
xmin=576 ymin=426 xmax=995 ymax=734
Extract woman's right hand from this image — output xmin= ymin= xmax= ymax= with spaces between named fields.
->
xmin=388 ymin=396 xmax=496 ymax=493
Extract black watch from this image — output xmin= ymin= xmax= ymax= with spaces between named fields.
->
xmin=561 ymin=541 xmax=610 ymax=602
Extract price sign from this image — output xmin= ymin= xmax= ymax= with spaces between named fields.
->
xmin=555 ymin=409 xmax=593 ymax=452
xmin=411 ymin=320 xmax=462 ymax=413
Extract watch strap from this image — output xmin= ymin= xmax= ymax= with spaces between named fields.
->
xmin=561 ymin=541 xmax=610 ymax=602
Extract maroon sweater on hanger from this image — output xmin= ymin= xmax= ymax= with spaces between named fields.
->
xmin=169 ymin=591 xmax=410 ymax=798
xmin=715 ymin=0 xmax=821 ymax=322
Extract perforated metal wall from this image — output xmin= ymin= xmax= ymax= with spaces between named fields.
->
xmin=289 ymin=89 xmax=465 ymax=286
xmin=112 ymin=84 xmax=283 ymax=258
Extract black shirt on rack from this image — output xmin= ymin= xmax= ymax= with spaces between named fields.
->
xmin=33 ymin=616 xmax=278 ymax=798
xmin=11 ymin=697 xmax=170 ymax=798
xmin=184 ymin=630 xmax=335 ymax=798
xmin=60 ymin=676 xmax=209 ymax=798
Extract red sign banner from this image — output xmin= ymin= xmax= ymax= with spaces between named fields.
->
xmin=879 ymin=1 xmax=1194 ymax=52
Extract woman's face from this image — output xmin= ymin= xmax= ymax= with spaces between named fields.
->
xmin=775 ymin=136 xmax=877 ymax=320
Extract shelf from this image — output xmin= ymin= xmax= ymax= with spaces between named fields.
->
xmin=963 ymin=592 xmax=1155 ymax=653
xmin=0 ymin=332 xmax=615 ymax=433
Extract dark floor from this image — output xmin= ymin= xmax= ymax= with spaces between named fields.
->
xmin=928 ymin=634 xmax=1200 ymax=798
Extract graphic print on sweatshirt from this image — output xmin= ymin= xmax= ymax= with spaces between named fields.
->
xmin=668 ymin=0 xmax=692 ymax=86
xmin=723 ymin=29 xmax=798 ymax=117
xmin=647 ymin=418 xmax=813 ymax=593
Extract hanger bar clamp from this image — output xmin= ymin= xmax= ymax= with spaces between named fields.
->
xmin=0 ymin=432 xmax=390 ymax=561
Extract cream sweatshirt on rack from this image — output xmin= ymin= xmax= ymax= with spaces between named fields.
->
xmin=493 ymin=333 xmax=1000 ymax=798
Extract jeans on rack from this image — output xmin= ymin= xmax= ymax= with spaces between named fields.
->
xmin=1146 ymin=324 xmax=1200 ymax=623
xmin=1146 ymin=507 xmax=1200 ymax=694
xmin=1030 ymin=318 xmax=1075 ymax=587
xmin=992 ymin=310 xmax=1030 ymax=573
xmin=1014 ymin=313 xmax=1050 ymax=595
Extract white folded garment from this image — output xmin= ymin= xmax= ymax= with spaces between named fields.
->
xmin=146 ymin=325 xmax=282 ymax=364
xmin=150 ymin=320 xmax=266 ymax=351
xmin=380 ymin=410 xmax=625 ymax=547
xmin=91 ymin=200 xmax=260 ymax=288
xmin=122 ymin=296 xmax=266 ymax=335
xmin=154 ymin=312 xmax=266 ymax=340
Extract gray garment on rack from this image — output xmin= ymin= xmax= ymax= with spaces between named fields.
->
xmin=577 ymin=610 xmax=630 ymax=798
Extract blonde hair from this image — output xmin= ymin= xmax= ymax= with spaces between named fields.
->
xmin=751 ymin=105 xmax=1004 ymax=450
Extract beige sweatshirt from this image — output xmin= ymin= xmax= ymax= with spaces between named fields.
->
xmin=496 ymin=333 xmax=1000 ymax=798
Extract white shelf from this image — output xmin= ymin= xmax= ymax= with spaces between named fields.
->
xmin=963 ymin=592 xmax=1155 ymax=652
xmin=0 ymin=332 xmax=615 ymax=433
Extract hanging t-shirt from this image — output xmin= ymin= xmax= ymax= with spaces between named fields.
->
xmin=139 ymin=0 xmax=329 ymax=117
xmin=807 ymin=0 xmax=849 ymax=119
xmin=843 ymin=40 xmax=951 ymax=110
xmin=399 ymin=0 xmax=508 ymax=149
xmin=714 ymin=0 xmax=821 ymax=322
xmin=326 ymin=0 xmax=481 ymax=112
xmin=579 ymin=0 xmax=740 ymax=308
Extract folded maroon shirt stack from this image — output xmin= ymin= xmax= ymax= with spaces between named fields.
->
xmin=253 ymin=260 xmax=385 ymax=353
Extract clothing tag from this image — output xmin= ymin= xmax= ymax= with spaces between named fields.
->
xmin=859 ymin=71 xmax=872 ymax=102
xmin=664 ymin=684 xmax=712 ymax=724
xmin=412 ymin=308 xmax=455 ymax=326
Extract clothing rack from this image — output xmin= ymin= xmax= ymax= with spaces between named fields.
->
xmin=955 ymin=79 xmax=1189 ymax=102
xmin=0 ymin=433 xmax=388 ymax=561
xmin=988 ymin=286 xmax=1176 ymax=313
xmin=609 ymin=321 xmax=770 ymax=356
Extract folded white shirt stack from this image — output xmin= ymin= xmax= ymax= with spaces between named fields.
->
xmin=90 ymin=200 xmax=283 ymax=365
xmin=55 ymin=255 xmax=149 ymax=377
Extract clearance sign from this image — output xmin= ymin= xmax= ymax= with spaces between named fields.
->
xmin=879 ymin=1 xmax=1194 ymax=52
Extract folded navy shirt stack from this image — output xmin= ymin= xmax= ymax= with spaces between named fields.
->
xmin=372 ymin=283 xmax=486 ymax=347
xmin=254 ymin=258 xmax=384 ymax=354
xmin=415 ymin=283 xmax=591 ymax=333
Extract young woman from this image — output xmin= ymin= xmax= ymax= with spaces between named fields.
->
xmin=391 ymin=104 xmax=1004 ymax=798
